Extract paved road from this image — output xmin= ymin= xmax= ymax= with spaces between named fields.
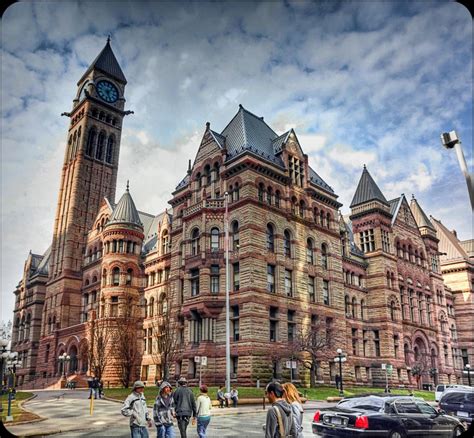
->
xmin=6 ymin=389 xmax=326 ymax=437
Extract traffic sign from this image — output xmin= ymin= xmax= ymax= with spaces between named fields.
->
xmin=194 ymin=356 xmax=201 ymax=363
xmin=201 ymin=356 xmax=207 ymax=366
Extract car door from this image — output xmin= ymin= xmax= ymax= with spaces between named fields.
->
xmin=415 ymin=400 xmax=452 ymax=436
xmin=393 ymin=400 xmax=434 ymax=438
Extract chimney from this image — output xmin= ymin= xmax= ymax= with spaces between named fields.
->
xmin=451 ymin=229 xmax=457 ymax=238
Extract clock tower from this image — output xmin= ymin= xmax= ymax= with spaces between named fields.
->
xmin=46 ymin=38 xmax=130 ymax=329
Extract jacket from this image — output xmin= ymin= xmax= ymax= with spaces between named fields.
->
xmin=290 ymin=401 xmax=304 ymax=438
xmin=265 ymin=399 xmax=296 ymax=438
xmin=196 ymin=394 xmax=212 ymax=418
xmin=153 ymin=394 xmax=175 ymax=426
xmin=173 ymin=386 xmax=196 ymax=417
xmin=121 ymin=391 xmax=151 ymax=427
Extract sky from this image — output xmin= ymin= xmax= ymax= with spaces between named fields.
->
xmin=1 ymin=0 xmax=472 ymax=323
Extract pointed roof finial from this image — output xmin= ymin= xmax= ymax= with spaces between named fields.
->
xmin=126 ymin=180 xmax=130 ymax=191
xmin=411 ymin=193 xmax=415 ymax=200
xmin=107 ymin=34 xmax=111 ymax=44
xmin=206 ymin=121 xmax=210 ymax=129
xmin=363 ymin=164 xmax=367 ymax=170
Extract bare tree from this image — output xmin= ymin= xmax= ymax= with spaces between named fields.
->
xmin=114 ymin=294 xmax=141 ymax=388
xmin=295 ymin=318 xmax=339 ymax=388
xmin=87 ymin=316 xmax=111 ymax=380
xmin=150 ymin=294 xmax=180 ymax=382
xmin=411 ymin=359 xmax=428 ymax=390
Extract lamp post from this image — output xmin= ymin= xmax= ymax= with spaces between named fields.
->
xmin=0 ymin=337 xmax=9 ymax=393
xmin=334 ymin=348 xmax=346 ymax=396
xmin=465 ymin=364 xmax=472 ymax=387
xmin=5 ymin=354 xmax=21 ymax=422
xmin=58 ymin=353 xmax=71 ymax=380
xmin=224 ymin=191 xmax=231 ymax=394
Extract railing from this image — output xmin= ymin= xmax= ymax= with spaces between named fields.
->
xmin=183 ymin=198 xmax=225 ymax=217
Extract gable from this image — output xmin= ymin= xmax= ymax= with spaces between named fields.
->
xmin=285 ymin=130 xmax=305 ymax=159
xmin=193 ymin=130 xmax=223 ymax=167
xmin=393 ymin=196 xmax=419 ymax=230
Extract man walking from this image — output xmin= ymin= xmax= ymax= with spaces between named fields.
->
xmin=121 ymin=380 xmax=153 ymax=438
xmin=265 ymin=381 xmax=296 ymax=438
xmin=153 ymin=381 xmax=176 ymax=438
xmin=173 ymin=377 xmax=196 ymax=438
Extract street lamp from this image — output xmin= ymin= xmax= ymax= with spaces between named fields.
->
xmin=334 ymin=348 xmax=347 ymax=396
xmin=465 ymin=364 xmax=472 ymax=387
xmin=58 ymin=353 xmax=71 ymax=379
xmin=224 ymin=191 xmax=231 ymax=394
xmin=5 ymin=354 xmax=21 ymax=422
xmin=0 ymin=337 xmax=10 ymax=392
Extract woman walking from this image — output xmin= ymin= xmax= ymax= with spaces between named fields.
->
xmin=282 ymin=382 xmax=304 ymax=438
xmin=195 ymin=384 xmax=212 ymax=438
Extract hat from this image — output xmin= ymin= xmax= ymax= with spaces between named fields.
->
xmin=132 ymin=380 xmax=145 ymax=390
xmin=159 ymin=381 xmax=172 ymax=393
xmin=177 ymin=377 xmax=187 ymax=385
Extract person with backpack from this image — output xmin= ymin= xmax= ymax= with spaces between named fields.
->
xmin=121 ymin=380 xmax=153 ymax=438
xmin=282 ymin=383 xmax=304 ymax=438
xmin=153 ymin=381 xmax=176 ymax=438
xmin=264 ymin=381 xmax=296 ymax=438
xmin=173 ymin=377 xmax=196 ymax=438
xmin=195 ymin=385 xmax=212 ymax=438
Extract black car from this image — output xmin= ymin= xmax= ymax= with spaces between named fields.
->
xmin=312 ymin=394 xmax=465 ymax=437
xmin=439 ymin=387 xmax=474 ymax=426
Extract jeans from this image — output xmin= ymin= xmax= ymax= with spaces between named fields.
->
xmin=156 ymin=424 xmax=175 ymax=438
xmin=197 ymin=417 xmax=210 ymax=438
xmin=130 ymin=425 xmax=149 ymax=438
xmin=176 ymin=416 xmax=189 ymax=438
xmin=231 ymin=396 xmax=238 ymax=407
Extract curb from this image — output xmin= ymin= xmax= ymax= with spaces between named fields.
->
xmin=3 ymin=394 xmax=47 ymax=427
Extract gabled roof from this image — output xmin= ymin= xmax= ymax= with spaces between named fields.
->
xmin=272 ymin=130 xmax=291 ymax=154
xmin=309 ymin=167 xmax=334 ymax=193
xmin=210 ymin=130 xmax=226 ymax=149
xmin=78 ymin=39 xmax=127 ymax=85
xmin=350 ymin=166 xmax=389 ymax=208
xmin=431 ymin=216 xmax=469 ymax=260
xmin=343 ymin=217 xmax=365 ymax=257
xmin=108 ymin=185 xmax=143 ymax=228
xmin=410 ymin=196 xmax=435 ymax=230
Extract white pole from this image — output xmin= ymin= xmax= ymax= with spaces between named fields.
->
xmin=224 ymin=192 xmax=231 ymax=394
xmin=454 ymin=143 xmax=474 ymax=210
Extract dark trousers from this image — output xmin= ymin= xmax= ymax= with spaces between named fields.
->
xmin=177 ymin=416 xmax=189 ymax=438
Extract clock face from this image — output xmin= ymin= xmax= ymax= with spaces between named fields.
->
xmin=96 ymin=80 xmax=118 ymax=103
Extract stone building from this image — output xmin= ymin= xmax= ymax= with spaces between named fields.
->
xmin=11 ymin=40 xmax=468 ymax=389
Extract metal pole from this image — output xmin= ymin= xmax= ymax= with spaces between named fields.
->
xmin=454 ymin=142 xmax=474 ymax=210
xmin=385 ymin=368 xmax=388 ymax=392
xmin=199 ymin=362 xmax=202 ymax=388
xmin=224 ymin=192 xmax=231 ymax=394
xmin=338 ymin=354 xmax=343 ymax=396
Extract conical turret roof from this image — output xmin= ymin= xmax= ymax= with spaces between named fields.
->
xmin=79 ymin=38 xmax=127 ymax=85
xmin=410 ymin=196 xmax=435 ymax=230
xmin=108 ymin=184 xmax=143 ymax=228
xmin=350 ymin=166 xmax=388 ymax=208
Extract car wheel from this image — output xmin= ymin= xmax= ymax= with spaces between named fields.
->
xmin=388 ymin=431 xmax=405 ymax=438
xmin=452 ymin=426 xmax=464 ymax=437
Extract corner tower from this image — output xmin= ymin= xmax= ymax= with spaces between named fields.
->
xmin=47 ymin=38 xmax=130 ymax=329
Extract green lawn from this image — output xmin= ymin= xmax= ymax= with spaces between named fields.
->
xmin=0 ymin=391 xmax=40 ymax=423
xmin=104 ymin=385 xmax=434 ymax=406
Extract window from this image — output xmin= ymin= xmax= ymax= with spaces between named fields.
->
xmin=345 ymin=295 xmax=350 ymax=315
xmin=323 ymin=280 xmax=330 ymax=305
xmin=269 ymin=307 xmax=278 ymax=342
xmin=232 ymin=305 xmax=240 ymax=341
xmin=275 ymin=191 xmax=280 ymax=208
xmin=210 ymin=227 xmax=219 ymax=252
xmin=285 ymin=269 xmax=293 ymax=297
xmin=289 ymin=155 xmax=304 ymax=187
xmin=409 ymin=289 xmax=415 ymax=321
xmin=96 ymin=132 xmax=105 ymax=160
xmin=461 ymin=349 xmax=468 ymax=367
xmin=363 ymin=330 xmax=368 ymax=356
xmin=267 ymin=264 xmax=275 ymax=293
xmin=284 ymin=230 xmax=291 ymax=258
xmin=112 ymin=267 xmax=120 ymax=286
xmin=232 ymin=221 xmax=239 ymax=251
xmin=162 ymin=230 xmax=169 ymax=255
xmin=321 ymin=244 xmax=328 ymax=269
xmin=390 ymin=300 xmax=396 ymax=321
xmin=266 ymin=187 xmax=272 ymax=205
xmin=359 ymin=229 xmax=375 ymax=253
xmin=126 ymin=269 xmax=133 ymax=285
xmin=306 ymin=238 xmax=314 ymax=264
xmin=287 ymin=310 xmax=296 ymax=342
xmin=400 ymin=288 xmax=406 ymax=319
xmin=233 ymin=262 xmax=240 ymax=291
xmin=210 ymin=265 xmax=220 ymax=294
xmin=352 ymin=329 xmax=358 ymax=355
xmin=266 ymin=224 xmax=275 ymax=252
xmin=191 ymin=228 xmax=200 ymax=255
xmin=308 ymin=276 xmax=315 ymax=303
xmin=381 ymin=230 xmax=391 ymax=252
xmin=351 ymin=297 xmax=357 ymax=318
xmin=86 ymin=128 xmax=96 ymax=156
xmin=360 ymin=299 xmax=366 ymax=320
xmin=190 ymin=269 xmax=200 ymax=296
xmin=258 ymin=183 xmax=264 ymax=202
xmin=106 ymin=136 xmax=114 ymax=164
xmin=374 ymin=330 xmax=381 ymax=357
xmin=394 ymin=335 xmax=399 ymax=357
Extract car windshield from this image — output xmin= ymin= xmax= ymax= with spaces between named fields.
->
xmin=442 ymin=392 xmax=474 ymax=404
xmin=436 ymin=385 xmax=445 ymax=391
xmin=338 ymin=397 xmax=384 ymax=411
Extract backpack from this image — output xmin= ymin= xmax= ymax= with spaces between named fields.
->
xmin=273 ymin=405 xmax=294 ymax=438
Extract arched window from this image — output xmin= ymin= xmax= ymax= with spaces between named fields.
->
xmin=306 ymin=238 xmax=314 ymax=264
xmin=404 ymin=344 xmax=410 ymax=364
xmin=234 ymin=182 xmax=240 ymax=201
xmin=275 ymin=191 xmax=280 ymax=208
xmin=284 ymin=230 xmax=291 ymax=258
xmin=210 ymin=227 xmax=219 ymax=252
xmin=191 ymin=228 xmax=200 ymax=255
xmin=102 ymin=269 xmax=107 ymax=286
xmin=112 ymin=267 xmax=120 ymax=286
xmin=299 ymin=200 xmax=305 ymax=217
xmin=86 ymin=128 xmax=96 ymax=156
xmin=390 ymin=300 xmax=396 ymax=321
xmin=213 ymin=162 xmax=220 ymax=183
xmin=232 ymin=221 xmax=239 ymax=251
xmin=106 ymin=114 xmax=111 ymax=124
xmin=162 ymin=230 xmax=169 ymax=255
xmin=106 ymin=136 xmax=114 ymax=164
xmin=345 ymin=295 xmax=350 ymax=314
xmin=196 ymin=173 xmax=202 ymax=190
xmin=99 ymin=111 xmax=105 ymax=121
xmin=25 ymin=314 xmax=31 ymax=340
xmin=144 ymin=299 xmax=148 ymax=318
xmin=149 ymin=297 xmax=155 ymax=317
xmin=126 ymin=268 xmax=133 ymax=285
xmin=352 ymin=297 xmax=357 ymax=318
xmin=258 ymin=183 xmax=265 ymax=202
xmin=96 ymin=131 xmax=105 ymax=160
xmin=266 ymin=224 xmax=275 ymax=252
xmin=321 ymin=243 xmax=328 ymax=269
xmin=266 ymin=187 xmax=272 ymax=205
xmin=326 ymin=212 xmax=331 ymax=229
xmin=360 ymin=299 xmax=366 ymax=320
xmin=291 ymin=197 xmax=297 ymax=215
xmin=320 ymin=210 xmax=325 ymax=227
xmin=204 ymin=165 xmax=211 ymax=186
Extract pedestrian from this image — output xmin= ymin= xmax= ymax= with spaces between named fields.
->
xmin=216 ymin=385 xmax=227 ymax=408
xmin=195 ymin=384 xmax=212 ymax=438
xmin=153 ymin=381 xmax=176 ymax=438
xmin=335 ymin=374 xmax=341 ymax=390
xmin=93 ymin=377 xmax=100 ymax=399
xmin=264 ymin=381 xmax=296 ymax=438
xmin=87 ymin=376 xmax=94 ymax=399
xmin=173 ymin=377 xmax=196 ymax=438
xmin=121 ymin=380 xmax=153 ymax=438
xmin=230 ymin=386 xmax=239 ymax=407
xmin=282 ymin=382 xmax=304 ymax=438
